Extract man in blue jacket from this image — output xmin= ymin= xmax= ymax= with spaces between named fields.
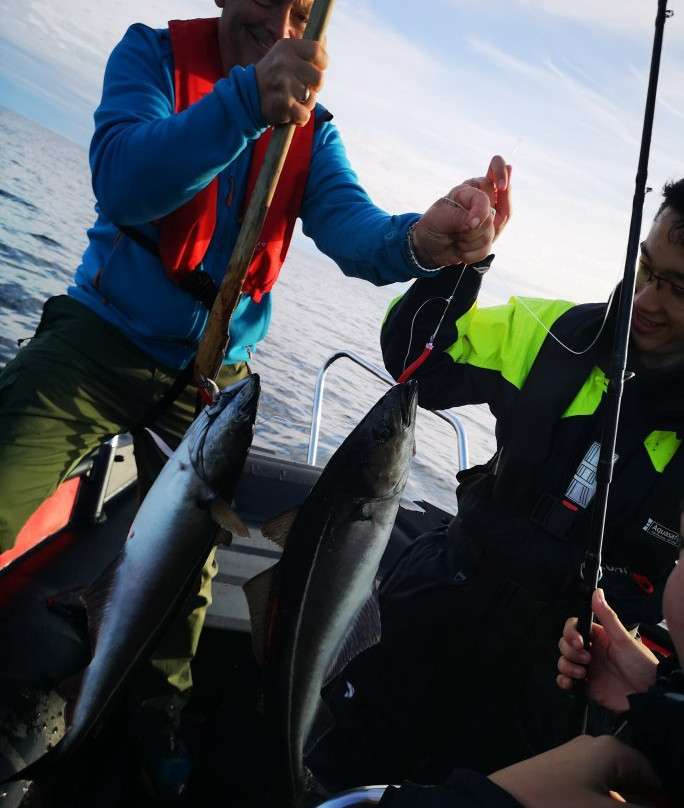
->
xmin=0 ymin=0 xmax=511 ymax=799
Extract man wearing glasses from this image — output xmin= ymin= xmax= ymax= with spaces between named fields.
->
xmin=633 ymin=208 xmax=684 ymax=364
xmin=309 ymin=178 xmax=684 ymax=790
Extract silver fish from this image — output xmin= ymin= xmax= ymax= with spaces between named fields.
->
xmin=244 ymin=381 xmax=417 ymax=806
xmin=2 ymin=374 xmax=259 ymax=783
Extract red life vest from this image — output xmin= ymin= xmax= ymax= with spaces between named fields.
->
xmin=160 ymin=17 xmax=315 ymax=303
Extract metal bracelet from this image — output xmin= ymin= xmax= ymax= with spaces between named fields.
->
xmin=406 ymin=221 xmax=445 ymax=273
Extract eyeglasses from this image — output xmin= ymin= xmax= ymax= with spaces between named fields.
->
xmin=635 ymin=260 xmax=684 ymax=310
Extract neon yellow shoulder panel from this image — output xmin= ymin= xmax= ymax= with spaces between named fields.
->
xmin=447 ymin=297 xmax=575 ymax=390
xmin=387 ymin=292 xmax=681 ymax=473
xmin=562 ymin=368 xmax=608 ymax=417
xmin=563 ymin=380 xmax=680 ymax=471
xmin=562 ymin=380 xmax=680 ymax=470
xmin=644 ymin=431 xmax=682 ymax=473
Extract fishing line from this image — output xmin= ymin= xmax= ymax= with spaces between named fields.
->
xmin=486 ymin=132 xmax=628 ymax=356
xmin=399 ymin=194 xmax=474 ymax=380
xmin=256 ymin=412 xmax=310 ymax=429
xmin=506 ymin=281 xmax=619 ymax=356
xmin=400 ymin=172 xmax=629 ymax=379
xmin=399 ymin=280 xmax=464 ymax=378
xmin=400 ymin=246 xmax=622 ymax=379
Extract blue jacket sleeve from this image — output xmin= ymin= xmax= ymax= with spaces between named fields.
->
xmin=89 ymin=23 xmax=441 ymax=287
xmin=299 ymin=121 xmax=426 ymax=285
xmin=380 ymin=262 xmax=500 ymax=410
xmin=89 ymin=23 xmax=265 ymax=225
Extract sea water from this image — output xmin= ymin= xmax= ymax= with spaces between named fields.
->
xmin=0 ymin=105 xmax=496 ymax=514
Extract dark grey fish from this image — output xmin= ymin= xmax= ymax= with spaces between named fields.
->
xmin=0 ymin=374 xmax=260 ymax=785
xmin=244 ymin=381 xmax=417 ymax=806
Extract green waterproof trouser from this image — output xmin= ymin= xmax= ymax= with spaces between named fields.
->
xmin=0 ymin=295 xmax=250 ymax=699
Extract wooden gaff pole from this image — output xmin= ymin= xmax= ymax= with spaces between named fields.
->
xmin=194 ymin=0 xmax=336 ymax=388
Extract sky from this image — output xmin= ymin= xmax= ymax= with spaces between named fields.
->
xmin=1 ymin=0 xmax=683 ymax=305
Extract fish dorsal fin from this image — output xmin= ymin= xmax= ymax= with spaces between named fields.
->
xmin=143 ymin=427 xmax=175 ymax=461
xmin=260 ymin=507 xmax=299 ymax=548
xmin=243 ymin=564 xmax=277 ymax=668
xmin=80 ymin=556 xmax=123 ymax=653
xmin=210 ymin=498 xmax=250 ymax=538
xmin=323 ymin=587 xmax=382 ymax=687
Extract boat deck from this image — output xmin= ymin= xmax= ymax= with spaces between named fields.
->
xmin=4 ymin=444 xmax=452 ymax=808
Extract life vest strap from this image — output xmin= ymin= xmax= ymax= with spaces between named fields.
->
xmin=117 ymin=223 xmax=219 ymax=309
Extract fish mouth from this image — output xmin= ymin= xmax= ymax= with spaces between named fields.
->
xmin=203 ymin=375 xmax=261 ymax=430
xmin=232 ymin=374 xmax=261 ymax=422
xmin=191 ymin=374 xmax=260 ymax=476
xmin=206 ymin=375 xmax=255 ymax=416
xmin=399 ymin=380 xmax=418 ymax=429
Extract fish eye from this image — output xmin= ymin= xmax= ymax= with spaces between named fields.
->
xmin=375 ymin=427 xmax=392 ymax=443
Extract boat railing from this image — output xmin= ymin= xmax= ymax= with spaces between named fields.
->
xmin=315 ymin=786 xmax=388 ymax=807
xmin=307 ymin=350 xmax=469 ymax=473
xmin=18 ymin=351 xmax=467 ymax=548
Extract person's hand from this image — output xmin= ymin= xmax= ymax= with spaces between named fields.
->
xmin=557 ymin=588 xmax=658 ymax=713
xmin=255 ymin=38 xmax=327 ymax=126
xmin=463 ymin=154 xmax=512 ymax=240
xmin=489 ymin=734 xmax=672 ymax=808
xmin=410 ymin=156 xmax=512 ymax=267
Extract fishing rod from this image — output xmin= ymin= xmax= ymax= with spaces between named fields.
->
xmin=559 ymin=0 xmax=673 ymax=739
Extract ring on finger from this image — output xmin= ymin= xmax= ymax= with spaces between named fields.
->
xmin=301 ymin=86 xmax=311 ymax=104
xmin=440 ymin=195 xmax=467 ymax=212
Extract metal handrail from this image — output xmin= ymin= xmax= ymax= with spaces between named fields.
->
xmin=306 ymin=350 xmax=469 ymax=472
xmin=314 ymin=786 xmax=388 ymax=807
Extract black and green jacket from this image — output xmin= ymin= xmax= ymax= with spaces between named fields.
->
xmin=381 ymin=261 xmax=683 ymax=626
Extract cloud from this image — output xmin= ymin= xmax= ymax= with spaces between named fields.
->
xmin=2 ymin=0 xmax=683 ymax=302
xmin=444 ymin=0 xmax=669 ymax=39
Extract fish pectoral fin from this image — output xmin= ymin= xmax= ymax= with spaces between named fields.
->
xmin=210 ymin=498 xmax=250 ymax=538
xmin=242 ymin=564 xmax=277 ymax=668
xmin=143 ymin=427 xmax=175 ymax=461
xmin=260 ymin=507 xmax=299 ymax=548
xmin=81 ymin=556 xmax=122 ymax=653
xmin=398 ymin=495 xmax=426 ymax=514
xmin=303 ymin=697 xmax=336 ymax=760
xmin=323 ymin=587 xmax=382 ymax=687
